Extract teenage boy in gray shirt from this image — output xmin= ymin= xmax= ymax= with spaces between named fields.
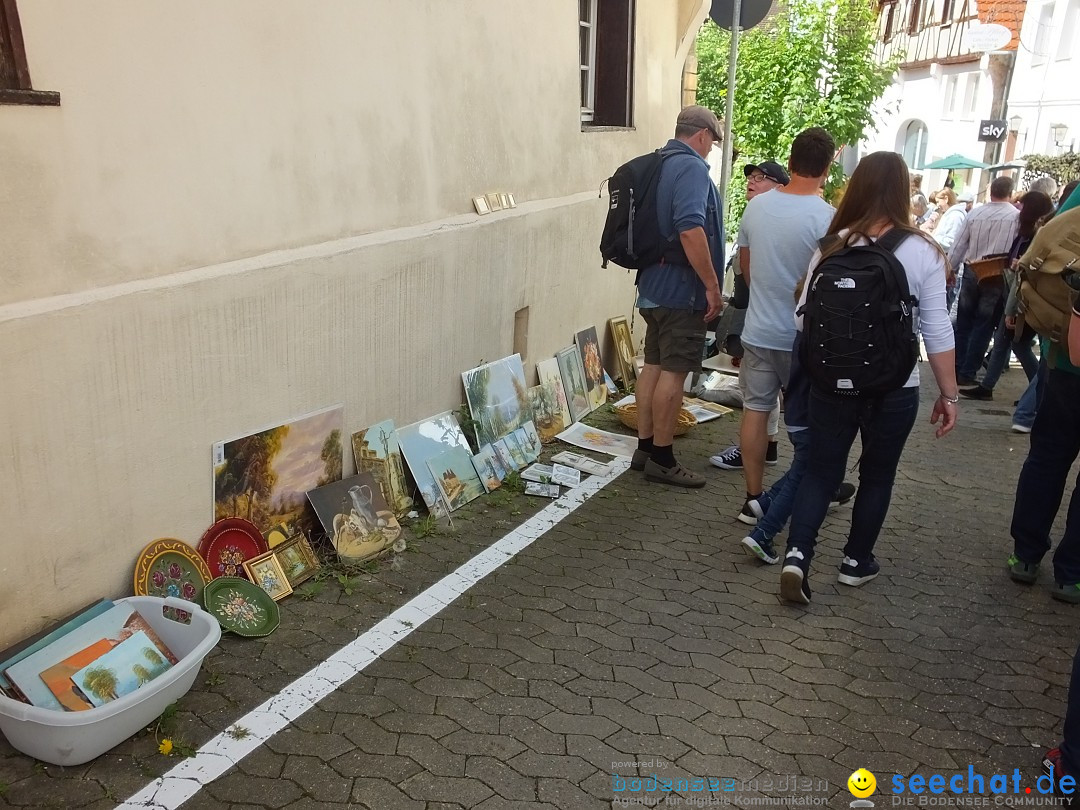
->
xmin=734 ymin=127 xmax=836 ymax=523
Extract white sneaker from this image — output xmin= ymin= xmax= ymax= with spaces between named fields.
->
xmin=1011 ymin=424 xmax=1032 ymax=434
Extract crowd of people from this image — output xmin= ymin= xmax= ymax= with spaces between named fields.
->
xmin=629 ymin=104 xmax=1080 ymax=797
xmin=631 ymin=105 xmax=1080 ymax=606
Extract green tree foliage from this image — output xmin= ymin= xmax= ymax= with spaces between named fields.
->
xmin=214 ymin=426 xmax=289 ymax=523
xmin=1022 ymin=153 xmax=1080 ymax=188
xmin=83 ymin=666 xmax=119 ymax=702
xmin=697 ymin=0 xmax=895 ymax=222
xmin=133 ymin=664 xmax=153 ymax=686
xmin=319 ymin=429 xmax=343 ymax=486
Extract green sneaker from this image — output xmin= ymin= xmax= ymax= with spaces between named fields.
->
xmin=1052 ymin=583 xmax=1080 ymax=604
xmin=1007 ymin=554 xmax=1039 ymax=584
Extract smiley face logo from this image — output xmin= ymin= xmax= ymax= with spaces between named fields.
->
xmin=848 ymin=768 xmax=877 ymax=798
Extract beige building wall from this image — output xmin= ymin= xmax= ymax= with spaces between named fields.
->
xmin=0 ymin=0 xmax=710 ymax=646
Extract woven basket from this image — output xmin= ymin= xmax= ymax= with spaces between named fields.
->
xmin=969 ymin=255 xmax=1008 ymax=284
xmin=613 ymin=403 xmax=696 ymax=436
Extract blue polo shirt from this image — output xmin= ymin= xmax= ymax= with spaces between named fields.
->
xmin=636 ymin=140 xmax=725 ymax=311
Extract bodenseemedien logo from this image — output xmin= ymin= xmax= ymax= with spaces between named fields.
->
xmin=848 ymin=768 xmax=877 ymax=808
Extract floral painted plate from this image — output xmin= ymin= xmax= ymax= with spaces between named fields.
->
xmin=202 ymin=576 xmax=280 ymax=637
xmin=198 ymin=518 xmax=269 ymax=580
xmin=133 ymin=538 xmax=212 ymax=604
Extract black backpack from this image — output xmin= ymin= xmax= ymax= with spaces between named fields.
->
xmin=799 ymin=228 xmax=920 ymax=397
xmin=599 ymin=149 xmax=688 ymax=270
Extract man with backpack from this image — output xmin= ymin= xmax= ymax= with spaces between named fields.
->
xmin=628 ymin=105 xmax=725 ymax=488
xmin=733 ymin=127 xmax=836 ymax=522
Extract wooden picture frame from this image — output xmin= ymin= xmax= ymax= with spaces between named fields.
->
xmin=273 ymin=534 xmax=320 ymax=588
xmin=242 ymin=550 xmax=294 ymax=601
xmin=608 ymin=316 xmax=636 ymax=384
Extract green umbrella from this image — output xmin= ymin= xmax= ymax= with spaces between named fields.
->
xmin=920 ymin=153 xmax=991 ymax=170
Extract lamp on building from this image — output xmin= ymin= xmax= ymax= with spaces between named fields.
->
xmin=1008 ymin=114 xmax=1022 ymax=132
xmin=1052 ymin=122 xmax=1069 ymax=147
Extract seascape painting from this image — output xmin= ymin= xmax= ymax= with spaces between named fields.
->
xmin=556 ymin=347 xmax=590 ymax=421
xmin=462 ymin=354 xmax=531 ymax=448
xmin=472 ymin=445 xmax=506 ymax=493
xmin=536 ymin=357 xmax=573 ymax=428
xmin=214 ymin=406 xmax=344 ymax=535
xmin=351 ymin=419 xmax=414 ymax=518
xmin=307 ymin=473 xmax=401 ymax=562
xmin=397 ymin=411 xmax=472 ymax=516
xmin=427 ymin=447 xmax=485 ymax=511
xmin=575 ymin=326 xmax=607 ymax=411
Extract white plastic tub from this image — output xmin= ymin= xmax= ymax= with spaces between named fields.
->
xmin=0 ymin=595 xmax=221 ymax=766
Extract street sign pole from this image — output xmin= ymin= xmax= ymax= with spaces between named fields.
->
xmin=719 ymin=0 xmax=742 ymax=221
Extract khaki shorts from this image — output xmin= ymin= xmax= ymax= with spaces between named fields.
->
xmin=640 ymin=307 xmax=707 ymax=374
xmin=739 ymin=342 xmax=792 ymax=412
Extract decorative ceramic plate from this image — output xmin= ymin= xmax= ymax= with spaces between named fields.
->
xmin=202 ymin=576 xmax=280 ymax=637
xmin=198 ymin=518 xmax=269 ymax=580
xmin=133 ymin=538 xmax=213 ymax=603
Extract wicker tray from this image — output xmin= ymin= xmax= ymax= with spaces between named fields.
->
xmin=613 ymin=403 xmax=696 ymax=436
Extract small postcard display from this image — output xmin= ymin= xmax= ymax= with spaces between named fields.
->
xmin=307 ymin=473 xmax=402 ymax=562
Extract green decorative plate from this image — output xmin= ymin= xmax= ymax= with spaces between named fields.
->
xmin=201 ymin=576 xmax=280 ymax=637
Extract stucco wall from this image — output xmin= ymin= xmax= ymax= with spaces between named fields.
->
xmin=0 ymin=0 xmax=708 ymax=645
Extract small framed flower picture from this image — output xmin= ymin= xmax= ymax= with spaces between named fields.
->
xmin=242 ymin=550 xmax=294 ymax=601
xmin=273 ymin=534 xmax=321 ymax=587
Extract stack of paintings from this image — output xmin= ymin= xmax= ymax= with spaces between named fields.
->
xmin=461 ymin=354 xmax=531 ymax=447
xmin=397 ymin=411 xmax=474 ymax=517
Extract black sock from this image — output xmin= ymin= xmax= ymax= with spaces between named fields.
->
xmin=747 ymin=491 xmax=763 ymax=500
xmin=651 ymin=443 xmax=676 ymax=468
xmin=638 ymin=436 xmax=654 ymax=454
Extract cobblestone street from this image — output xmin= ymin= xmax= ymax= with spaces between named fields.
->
xmin=1 ymin=370 xmax=1075 ymax=810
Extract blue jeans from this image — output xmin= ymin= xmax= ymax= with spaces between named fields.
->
xmin=757 ymin=429 xmax=810 ymax=539
xmin=953 ymin=271 xmax=1005 ymax=381
xmin=1013 ymin=357 xmax=1047 ymax=429
xmin=787 ymin=386 xmax=920 ymax=564
xmin=980 ymin=318 xmax=1039 ymax=391
xmin=1010 ymin=369 xmax=1080 ymax=585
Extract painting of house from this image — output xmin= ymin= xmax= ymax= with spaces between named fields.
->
xmin=351 ymin=419 xmax=414 ymax=518
xmin=462 ymin=354 xmax=531 ymax=448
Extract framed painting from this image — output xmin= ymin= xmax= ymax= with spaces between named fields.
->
xmin=527 ymin=381 xmax=566 ymax=443
xmin=536 ymin=357 xmax=573 ymax=428
xmin=608 ymin=316 xmax=636 ymax=385
xmin=243 ymin=550 xmax=294 ymax=601
xmin=575 ymin=326 xmax=607 ymax=411
xmin=556 ymin=346 xmax=590 ymax=421
xmin=273 ymin=534 xmax=320 ymax=587
xmin=473 ymin=196 xmax=491 ymax=215
xmin=307 ymin=472 xmax=401 ymax=562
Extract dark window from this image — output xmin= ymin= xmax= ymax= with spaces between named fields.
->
xmin=908 ymin=0 xmax=923 ymax=33
xmin=941 ymin=0 xmax=954 ymax=24
xmin=881 ymin=1 xmax=898 ymax=41
xmin=0 ymin=0 xmax=59 ymax=105
xmin=580 ymin=0 xmax=635 ymax=127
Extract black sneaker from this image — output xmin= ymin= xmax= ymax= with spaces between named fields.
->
xmin=780 ymin=547 xmax=811 ymax=604
xmin=959 ymin=385 xmax=993 ymax=401
xmin=709 ymin=445 xmax=743 ymax=470
xmin=737 ymin=491 xmax=772 ymax=526
xmin=829 ymin=482 xmax=857 ymax=510
xmin=765 ymin=440 xmax=779 ymax=466
xmin=837 ymin=555 xmax=880 ymax=587
xmin=741 ymin=530 xmax=780 ymax=564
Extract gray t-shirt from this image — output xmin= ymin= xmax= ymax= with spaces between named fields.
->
xmin=737 ymin=190 xmax=834 ymax=351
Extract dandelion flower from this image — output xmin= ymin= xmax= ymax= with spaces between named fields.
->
xmin=158 ymin=738 xmax=173 ymax=755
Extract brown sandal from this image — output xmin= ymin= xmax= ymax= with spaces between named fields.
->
xmin=643 ymin=460 xmax=706 ymax=488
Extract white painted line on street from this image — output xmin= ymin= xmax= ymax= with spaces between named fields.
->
xmin=116 ymin=459 xmax=629 ymax=810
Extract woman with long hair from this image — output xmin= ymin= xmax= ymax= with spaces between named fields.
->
xmin=779 ymin=151 xmax=959 ymax=604
xmin=960 ymin=190 xmax=1054 ymax=403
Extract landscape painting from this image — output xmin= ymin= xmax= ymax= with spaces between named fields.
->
xmin=517 ymin=422 xmax=542 ymax=461
xmin=527 ymin=381 xmax=566 ymax=444
xmin=427 ymin=447 xmax=485 ymax=511
xmin=536 ymin=357 xmax=573 ymax=428
xmin=214 ymin=406 xmax=344 ymax=535
xmin=351 ymin=419 xmax=414 ymax=518
xmin=492 ymin=439 xmax=518 ymax=473
xmin=575 ymin=326 xmax=607 ymax=411
xmin=71 ymin=630 xmax=172 ymax=707
xmin=398 ymin=411 xmax=473 ymax=516
xmin=503 ymin=433 xmax=530 ymax=469
xmin=462 ymin=354 xmax=531 ymax=448
xmin=307 ymin=472 xmax=401 ymax=562
xmin=472 ymin=444 xmax=506 ymax=492
xmin=556 ymin=347 xmax=590 ymax=421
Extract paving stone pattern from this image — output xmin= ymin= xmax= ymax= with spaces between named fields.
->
xmin=2 ymin=373 xmax=1078 ymax=809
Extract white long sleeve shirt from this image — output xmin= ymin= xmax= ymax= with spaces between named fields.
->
xmin=947 ymin=201 xmax=1019 ymax=267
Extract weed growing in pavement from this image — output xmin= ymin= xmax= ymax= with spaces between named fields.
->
xmin=225 ymin=725 xmax=251 ymax=740
xmin=411 ymin=515 xmax=439 ymax=538
xmin=0 ymin=781 xmax=8 ymax=797
xmin=151 ymin=703 xmax=196 ymax=758
xmin=294 ymin=581 xmax=325 ymax=600
xmin=203 ymin=668 xmax=225 ymax=688
xmin=502 ymin=471 xmax=525 ymax=494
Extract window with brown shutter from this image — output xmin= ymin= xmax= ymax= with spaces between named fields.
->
xmin=0 ymin=0 xmax=60 ymax=106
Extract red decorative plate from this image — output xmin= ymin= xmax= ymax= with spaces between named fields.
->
xmin=198 ymin=518 xmax=269 ymax=580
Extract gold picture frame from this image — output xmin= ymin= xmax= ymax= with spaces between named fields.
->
xmin=472 ymin=196 xmax=491 ymax=215
xmin=485 ymin=192 xmax=503 ymax=211
xmin=273 ymin=534 xmax=321 ymax=587
xmin=242 ymin=550 xmax=294 ymax=601
xmin=608 ymin=316 xmax=636 ymax=385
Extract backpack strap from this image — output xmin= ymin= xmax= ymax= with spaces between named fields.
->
xmin=875 ymin=228 xmax=910 ymax=254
